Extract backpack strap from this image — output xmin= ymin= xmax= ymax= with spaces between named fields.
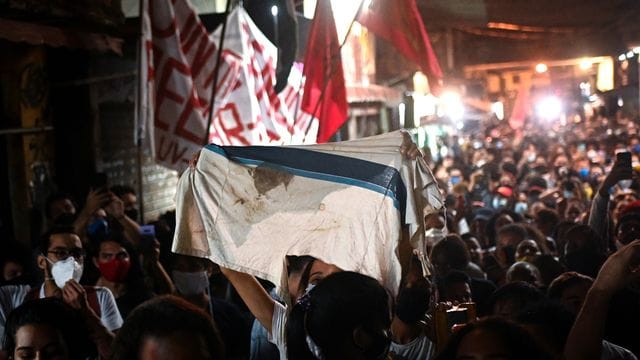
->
xmin=83 ymin=286 xmax=102 ymax=318
xmin=24 ymin=286 xmax=40 ymax=301
xmin=23 ymin=285 xmax=101 ymax=318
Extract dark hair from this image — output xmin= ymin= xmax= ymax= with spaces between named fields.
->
xmin=431 ymin=234 xmax=471 ymax=270
xmin=287 ymin=255 xmax=315 ymax=276
xmin=490 ymin=281 xmax=545 ymax=317
xmin=286 ymin=271 xmax=390 ymax=360
xmin=44 ymin=192 xmax=76 ymax=220
xmin=89 ymin=230 xmax=149 ymax=299
xmin=436 ymin=317 xmax=552 ymax=360
xmin=486 ymin=210 xmax=523 ymax=245
xmin=563 ymin=224 xmax=603 ymax=254
xmin=547 ymin=271 xmax=594 ymax=300
xmin=39 ymin=226 xmax=79 ymax=254
xmin=516 ymin=301 xmax=575 ymax=356
xmin=497 ymin=223 xmax=528 ymax=244
xmin=442 ymin=269 xmax=471 ymax=286
xmin=534 ymin=208 xmax=560 ymax=229
xmin=110 ymin=185 xmax=136 ymax=198
xmin=3 ymin=298 xmax=93 ymax=358
xmin=532 ymin=254 xmax=566 ymax=287
xmin=110 ymin=295 xmax=225 ymax=360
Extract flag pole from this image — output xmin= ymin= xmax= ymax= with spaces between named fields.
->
xmin=303 ymin=0 xmax=367 ymax=137
xmin=136 ymin=0 xmax=146 ymax=223
xmin=204 ymin=0 xmax=233 ymax=146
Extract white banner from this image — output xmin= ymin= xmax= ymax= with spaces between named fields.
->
xmin=173 ymin=131 xmax=443 ymax=295
xmin=142 ymin=1 xmax=316 ymax=171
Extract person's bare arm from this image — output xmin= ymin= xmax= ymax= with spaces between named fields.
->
xmin=564 ymin=240 xmax=640 ymax=360
xmin=62 ymin=281 xmax=115 ymax=359
xmin=219 ymin=267 xmax=276 ymax=332
xmin=104 ymin=195 xmax=141 ymax=246
xmin=141 ymin=239 xmax=175 ymax=295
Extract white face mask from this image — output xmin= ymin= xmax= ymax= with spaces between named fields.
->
xmin=425 ymin=227 xmax=448 ymax=245
xmin=172 ymin=270 xmax=209 ymax=295
xmin=47 ymin=257 xmax=83 ymax=288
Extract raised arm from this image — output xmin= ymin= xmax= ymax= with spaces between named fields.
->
xmin=219 ymin=267 xmax=276 ymax=332
xmin=588 ymin=156 xmax=632 ymax=254
xmin=564 ymin=239 xmax=640 ymax=360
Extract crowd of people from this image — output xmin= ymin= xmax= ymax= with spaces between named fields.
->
xmin=0 ymin=108 xmax=640 ymax=360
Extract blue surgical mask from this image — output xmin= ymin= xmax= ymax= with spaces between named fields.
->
xmin=563 ymin=190 xmax=574 ymax=199
xmin=514 ymin=202 xmax=528 ymax=214
xmin=451 ymin=176 xmax=461 ymax=185
xmin=579 ymin=167 xmax=590 ymax=179
xmin=634 ymin=144 xmax=640 ymax=154
xmin=492 ymin=197 xmax=508 ymax=209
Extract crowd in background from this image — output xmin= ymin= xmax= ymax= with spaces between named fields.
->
xmin=0 ymin=107 xmax=640 ymax=359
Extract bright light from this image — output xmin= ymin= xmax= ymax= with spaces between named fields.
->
xmin=634 ymin=47 xmax=640 ymax=54
xmin=618 ymin=97 xmax=624 ymax=107
xmin=456 ymin=122 xmax=464 ymax=130
xmin=536 ymin=96 xmax=562 ymax=120
xmin=414 ymin=94 xmax=437 ymax=126
xmin=491 ymin=101 xmax=504 ymax=120
xmin=535 ymin=63 xmax=548 ymax=73
xmin=399 ymin=103 xmax=406 ymax=128
xmin=271 ymin=5 xmax=278 ymax=16
xmin=580 ymin=82 xmax=591 ymax=96
xmin=439 ymin=91 xmax=464 ymax=122
xmin=579 ymin=59 xmax=592 ymax=70
xmin=627 ymin=51 xmax=635 ymax=59
xmin=619 ymin=54 xmax=627 ymax=61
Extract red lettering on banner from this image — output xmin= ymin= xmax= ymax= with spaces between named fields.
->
xmin=179 ymin=12 xmax=199 ymax=53
xmin=174 ymin=86 xmax=207 ymax=144
xmin=157 ymin=133 xmax=190 ymax=165
xmin=216 ymin=103 xmax=250 ymax=145
xmin=155 ymin=57 xmax=191 ymax=131
xmin=190 ymin=35 xmax=217 ymax=79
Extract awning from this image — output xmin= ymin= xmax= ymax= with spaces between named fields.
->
xmin=0 ymin=18 xmax=123 ymax=55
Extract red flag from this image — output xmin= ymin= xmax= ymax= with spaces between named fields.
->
xmin=357 ymin=0 xmax=443 ymax=95
xmin=301 ymin=0 xmax=348 ymax=143
xmin=509 ymin=84 xmax=529 ymax=130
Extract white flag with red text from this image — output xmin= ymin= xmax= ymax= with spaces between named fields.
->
xmin=141 ymin=0 xmax=316 ymax=171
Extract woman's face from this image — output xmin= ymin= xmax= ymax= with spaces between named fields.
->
xmin=13 ymin=324 xmax=68 ymax=360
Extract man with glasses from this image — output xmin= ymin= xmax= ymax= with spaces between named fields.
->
xmin=0 ymin=226 xmax=123 ymax=358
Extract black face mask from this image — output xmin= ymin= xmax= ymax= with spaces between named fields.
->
xmin=124 ymin=209 xmax=139 ymax=222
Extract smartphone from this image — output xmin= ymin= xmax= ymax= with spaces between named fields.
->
xmin=140 ymin=225 xmax=156 ymax=248
xmin=435 ymin=303 xmax=477 ymax=351
xmin=616 ymin=151 xmax=632 ymax=167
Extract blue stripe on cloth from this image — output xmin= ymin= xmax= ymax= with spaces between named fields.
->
xmin=204 ymin=144 xmax=407 ymax=222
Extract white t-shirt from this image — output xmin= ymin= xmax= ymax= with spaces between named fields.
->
xmin=0 ymin=284 xmax=123 ymax=347
xmin=267 ymin=301 xmax=288 ymax=359
xmin=390 ymin=334 xmax=435 ymax=360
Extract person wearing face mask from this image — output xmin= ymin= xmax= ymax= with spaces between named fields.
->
xmin=0 ymin=226 xmax=122 ymax=358
xmin=171 ymin=254 xmax=252 ymax=359
xmin=91 ymin=232 xmax=153 ymax=320
xmin=110 ymin=185 xmax=140 ymax=223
